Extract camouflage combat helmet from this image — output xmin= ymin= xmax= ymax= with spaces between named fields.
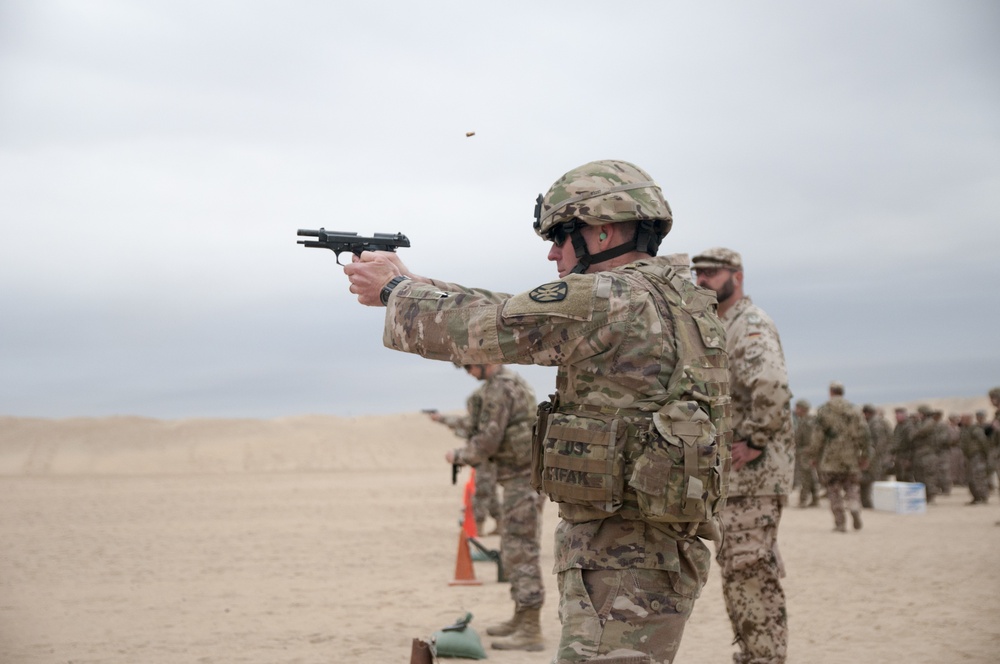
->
xmin=533 ymin=160 xmax=672 ymax=273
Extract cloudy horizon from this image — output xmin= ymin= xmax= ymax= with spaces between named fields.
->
xmin=2 ymin=1 xmax=998 ymax=420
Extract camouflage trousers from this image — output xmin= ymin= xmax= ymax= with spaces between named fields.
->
xmin=938 ymin=450 xmax=953 ymax=494
xmin=716 ymin=495 xmax=787 ymax=664
xmin=965 ymin=455 xmax=991 ymax=503
xmin=822 ymin=472 xmax=861 ymax=529
xmin=473 ymin=460 xmax=502 ymax=529
xmin=553 ymin=562 xmax=702 ymax=664
xmin=498 ymin=474 xmax=545 ymax=610
xmin=796 ymin=464 xmax=820 ymax=506
xmin=911 ymin=449 xmax=939 ymax=501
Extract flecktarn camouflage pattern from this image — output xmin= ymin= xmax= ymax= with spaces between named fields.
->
xmin=711 ymin=288 xmax=794 ymax=664
xmin=719 ymin=296 xmax=795 ymax=497
xmin=691 ymin=246 xmax=743 ymax=272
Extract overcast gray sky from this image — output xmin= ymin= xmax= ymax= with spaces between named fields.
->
xmin=1 ymin=1 xmax=997 ymax=419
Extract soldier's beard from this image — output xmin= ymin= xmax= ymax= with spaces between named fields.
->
xmin=714 ymin=274 xmax=737 ymax=304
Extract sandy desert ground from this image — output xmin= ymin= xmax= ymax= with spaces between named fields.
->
xmin=1 ymin=399 xmax=998 ymax=663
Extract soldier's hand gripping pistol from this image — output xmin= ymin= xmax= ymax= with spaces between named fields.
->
xmin=296 ymin=228 xmax=411 ymax=265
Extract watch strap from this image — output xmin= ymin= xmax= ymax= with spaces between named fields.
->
xmin=380 ymin=275 xmax=410 ymax=305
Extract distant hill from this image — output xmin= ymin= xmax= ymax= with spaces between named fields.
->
xmin=1 ymin=396 xmax=995 ymax=477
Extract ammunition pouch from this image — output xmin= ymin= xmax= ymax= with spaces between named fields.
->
xmin=532 ymin=398 xmax=627 ymax=521
xmin=528 ymin=261 xmax=732 ymax=531
xmin=629 ymin=400 xmax=724 ymax=524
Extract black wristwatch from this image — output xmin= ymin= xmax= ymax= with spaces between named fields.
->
xmin=380 ymin=275 xmax=410 ymax=306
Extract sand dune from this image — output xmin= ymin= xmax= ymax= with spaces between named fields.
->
xmin=1 ymin=395 xmax=990 ymax=477
xmin=0 ymin=413 xmax=450 ymax=476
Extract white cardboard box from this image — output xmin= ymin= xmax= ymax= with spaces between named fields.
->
xmin=872 ymin=481 xmax=926 ymax=514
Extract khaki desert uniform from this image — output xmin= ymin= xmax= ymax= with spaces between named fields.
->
xmin=449 ymin=367 xmax=544 ymax=612
xmin=811 ymin=396 xmax=871 ymax=531
xmin=716 ymin=295 xmax=795 ymax=664
xmin=382 ymin=254 xmax=730 ymax=664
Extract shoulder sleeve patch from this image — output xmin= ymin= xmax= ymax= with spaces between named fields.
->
xmin=502 ymin=276 xmax=595 ymax=322
xmin=529 ymin=282 xmax=567 ymax=303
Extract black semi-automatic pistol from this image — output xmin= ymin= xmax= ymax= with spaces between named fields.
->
xmin=297 ymin=228 xmax=410 ymax=265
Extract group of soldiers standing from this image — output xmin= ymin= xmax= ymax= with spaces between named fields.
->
xmin=794 ymin=386 xmax=1000 ymax=510
xmin=342 ymin=157 xmax=998 ymax=663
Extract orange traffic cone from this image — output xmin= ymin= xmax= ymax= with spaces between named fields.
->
xmin=449 ymin=528 xmax=482 ymax=586
xmin=462 ymin=468 xmax=478 ymax=539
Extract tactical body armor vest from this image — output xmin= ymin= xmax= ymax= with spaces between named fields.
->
xmin=531 ymin=262 xmax=732 ymax=532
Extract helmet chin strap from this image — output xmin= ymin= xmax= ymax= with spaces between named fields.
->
xmin=567 ymin=220 xmax=658 ymax=274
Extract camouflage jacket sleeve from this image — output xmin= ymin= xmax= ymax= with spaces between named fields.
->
xmin=382 ymin=272 xmax=639 ymax=369
xmin=893 ymin=421 xmax=913 ymax=456
xmin=960 ymin=426 xmax=989 ymax=459
xmin=910 ymin=420 xmax=937 ymax=450
xmin=723 ymin=297 xmax=792 ymax=450
xmin=794 ymin=416 xmax=816 ymax=463
xmin=438 ymin=413 xmax=472 ymax=438
xmin=868 ymin=418 xmax=893 ymax=467
xmin=858 ymin=413 xmax=873 ymax=462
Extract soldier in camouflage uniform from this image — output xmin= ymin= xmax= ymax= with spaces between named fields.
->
xmin=989 ymin=388 xmax=1000 ymax=519
xmin=344 ymin=160 xmax=731 ymax=664
xmin=989 ymin=390 xmax=1000 ymax=443
xmin=693 ymin=247 xmax=794 ymax=664
xmin=891 ymin=408 xmax=913 ymax=481
xmin=909 ymin=406 xmax=941 ymax=504
xmin=958 ymin=413 xmax=991 ymax=504
xmin=810 ymin=383 xmax=871 ymax=532
xmin=931 ymin=411 xmax=954 ymax=495
xmin=429 ymin=369 xmax=503 ymax=535
xmin=974 ymin=410 xmax=990 ymax=465
xmin=947 ymin=414 xmax=966 ymax=490
xmin=438 ymin=363 xmax=545 ymax=647
xmin=793 ymin=399 xmax=820 ymax=508
xmin=861 ymin=405 xmax=893 ymax=509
